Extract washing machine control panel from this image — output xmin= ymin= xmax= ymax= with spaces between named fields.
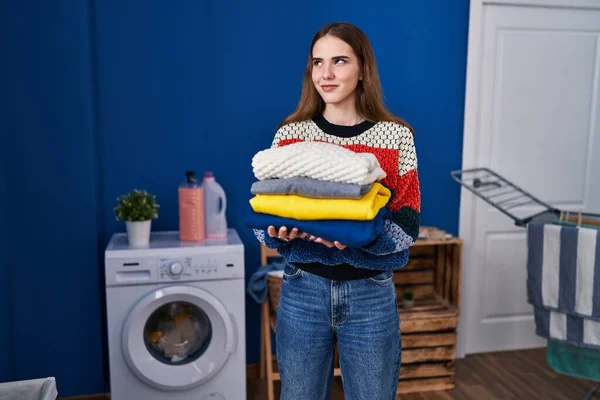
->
xmin=158 ymin=252 xmax=243 ymax=281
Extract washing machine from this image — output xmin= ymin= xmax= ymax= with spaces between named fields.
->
xmin=104 ymin=229 xmax=246 ymax=400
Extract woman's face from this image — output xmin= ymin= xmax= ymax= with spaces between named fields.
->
xmin=311 ymin=35 xmax=362 ymax=107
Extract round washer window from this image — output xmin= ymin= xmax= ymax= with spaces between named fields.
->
xmin=143 ymin=301 xmax=212 ymax=365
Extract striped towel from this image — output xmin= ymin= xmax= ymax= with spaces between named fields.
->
xmin=527 ymin=222 xmax=600 ymax=350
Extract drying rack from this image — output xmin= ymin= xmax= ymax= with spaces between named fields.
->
xmin=450 ymin=167 xmax=600 ymax=228
xmin=451 ymin=167 xmax=600 ymax=399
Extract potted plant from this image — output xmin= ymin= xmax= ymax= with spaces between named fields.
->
xmin=402 ymin=289 xmax=414 ymax=310
xmin=114 ymin=189 xmax=160 ymax=247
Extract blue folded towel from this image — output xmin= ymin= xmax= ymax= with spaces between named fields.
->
xmin=244 ymin=207 xmax=389 ymax=248
xmin=527 ymin=222 xmax=600 ymax=350
xmin=246 ymin=260 xmax=285 ymax=304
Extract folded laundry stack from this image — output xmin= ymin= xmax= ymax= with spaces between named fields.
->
xmin=245 ymin=141 xmax=391 ymax=247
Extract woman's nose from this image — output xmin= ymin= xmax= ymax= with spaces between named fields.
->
xmin=322 ymin=64 xmax=334 ymax=80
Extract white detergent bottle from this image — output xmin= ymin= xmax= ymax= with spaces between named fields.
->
xmin=203 ymin=171 xmax=228 ymax=238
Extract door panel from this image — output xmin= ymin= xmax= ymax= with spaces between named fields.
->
xmin=488 ymin=29 xmax=598 ymax=204
xmin=461 ymin=1 xmax=600 ymax=354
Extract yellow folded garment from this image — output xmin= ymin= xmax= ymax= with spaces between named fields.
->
xmin=249 ymin=182 xmax=391 ymax=221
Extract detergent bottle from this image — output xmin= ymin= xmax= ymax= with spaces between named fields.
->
xmin=178 ymin=170 xmax=205 ymax=242
xmin=203 ymin=172 xmax=228 ymax=238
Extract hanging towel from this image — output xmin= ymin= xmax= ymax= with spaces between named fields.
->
xmin=251 ymin=141 xmax=387 ymax=185
xmin=527 ymin=223 xmax=600 ymax=319
xmin=250 ymin=176 xmax=372 ymax=199
xmin=244 ymin=206 xmax=389 ymax=247
xmin=246 ymin=260 xmax=286 ymax=303
xmin=249 ymin=182 xmax=391 ymax=221
xmin=527 ymin=222 xmax=600 ymax=350
xmin=532 ymin=307 xmax=600 ymax=351
xmin=546 ymin=339 xmax=600 ymax=382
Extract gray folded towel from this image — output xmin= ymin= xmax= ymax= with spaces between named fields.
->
xmin=250 ymin=176 xmax=372 ymax=199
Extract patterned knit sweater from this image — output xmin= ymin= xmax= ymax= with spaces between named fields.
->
xmin=253 ymin=116 xmax=421 ymax=272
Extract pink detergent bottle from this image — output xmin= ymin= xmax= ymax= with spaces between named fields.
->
xmin=203 ymin=172 xmax=228 ymax=238
xmin=178 ymin=170 xmax=205 ymax=242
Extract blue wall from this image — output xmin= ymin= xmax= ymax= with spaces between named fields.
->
xmin=1 ymin=0 xmax=469 ymax=396
xmin=2 ymin=0 xmax=105 ymax=396
xmin=0 ymin=116 xmax=12 ymax=383
xmin=0 ymin=0 xmax=12 ymax=382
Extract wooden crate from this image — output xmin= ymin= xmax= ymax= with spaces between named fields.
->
xmin=395 ymin=236 xmax=462 ymax=395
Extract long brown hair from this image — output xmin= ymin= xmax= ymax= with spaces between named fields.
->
xmin=279 ymin=22 xmax=412 ymax=132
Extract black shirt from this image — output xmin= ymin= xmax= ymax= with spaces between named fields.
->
xmin=293 ymin=115 xmax=385 ymax=281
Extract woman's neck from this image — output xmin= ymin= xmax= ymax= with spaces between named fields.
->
xmin=322 ymin=96 xmax=362 ymax=126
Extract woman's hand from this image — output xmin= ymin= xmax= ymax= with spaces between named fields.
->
xmin=267 ymin=225 xmax=307 ymax=242
xmin=266 ymin=226 xmax=346 ymax=249
xmin=307 ymin=236 xmax=347 ymax=250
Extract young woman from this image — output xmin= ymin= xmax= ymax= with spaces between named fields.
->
xmin=253 ymin=21 xmax=420 ymax=400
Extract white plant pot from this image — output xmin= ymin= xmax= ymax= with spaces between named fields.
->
xmin=403 ymin=299 xmax=414 ymax=310
xmin=125 ymin=220 xmax=152 ymax=247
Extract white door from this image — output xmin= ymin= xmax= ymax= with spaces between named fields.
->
xmin=458 ymin=0 xmax=600 ymax=356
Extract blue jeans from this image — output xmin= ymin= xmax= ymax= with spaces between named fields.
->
xmin=275 ymin=263 xmax=401 ymax=400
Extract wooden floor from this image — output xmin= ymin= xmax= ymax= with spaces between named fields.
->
xmin=60 ymin=348 xmax=597 ymax=400
xmin=247 ymin=348 xmax=599 ymax=400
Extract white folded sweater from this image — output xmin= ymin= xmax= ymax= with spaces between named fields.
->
xmin=252 ymin=141 xmax=386 ymax=185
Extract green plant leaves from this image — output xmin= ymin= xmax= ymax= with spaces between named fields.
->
xmin=114 ymin=189 xmax=160 ymax=221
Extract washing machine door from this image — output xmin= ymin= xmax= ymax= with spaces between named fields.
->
xmin=121 ymin=285 xmax=236 ymax=391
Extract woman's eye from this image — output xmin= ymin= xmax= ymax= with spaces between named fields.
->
xmin=335 ymin=59 xmax=346 ymax=65
xmin=313 ymin=60 xmax=323 ymax=66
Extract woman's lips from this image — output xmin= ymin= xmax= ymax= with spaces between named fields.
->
xmin=321 ymin=85 xmax=338 ymax=92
